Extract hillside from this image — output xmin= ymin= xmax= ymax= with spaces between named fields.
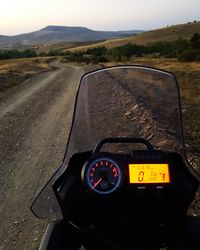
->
xmin=0 ymin=26 xmax=144 ymax=45
xmin=68 ymin=21 xmax=200 ymax=51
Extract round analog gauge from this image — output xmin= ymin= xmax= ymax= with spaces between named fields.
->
xmin=84 ymin=158 xmax=122 ymax=195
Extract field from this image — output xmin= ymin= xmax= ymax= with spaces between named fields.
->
xmin=35 ymin=41 xmax=105 ymax=53
xmin=68 ymin=21 xmax=200 ymax=52
xmin=0 ymin=57 xmax=55 ymax=97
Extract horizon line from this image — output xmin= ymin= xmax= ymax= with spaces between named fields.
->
xmin=0 ymin=20 xmax=199 ymax=36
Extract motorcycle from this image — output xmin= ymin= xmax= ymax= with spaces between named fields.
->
xmin=31 ymin=65 xmax=200 ymax=250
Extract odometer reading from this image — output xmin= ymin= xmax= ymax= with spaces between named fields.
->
xmin=85 ymin=158 xmax=122 ymax=194
xmin=129 ymin=164 xmax=170 ymax=184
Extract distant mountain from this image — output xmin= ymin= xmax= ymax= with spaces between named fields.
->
xmin=0 ymin=26 xmax=144 ymax=45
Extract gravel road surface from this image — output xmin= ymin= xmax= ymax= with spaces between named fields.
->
xmin=0 ymin=62 xmax=84 ymax=250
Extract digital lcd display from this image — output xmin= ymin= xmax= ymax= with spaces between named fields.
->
xmin=129 ymin=164 xmax=170 ymax=184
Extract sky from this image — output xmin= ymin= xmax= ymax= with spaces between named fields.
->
xmin=0 ymin=0 xmax=199 ymax=35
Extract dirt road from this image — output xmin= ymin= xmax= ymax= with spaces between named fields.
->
xmin=0 ymin=62 xmax=84 ymax=250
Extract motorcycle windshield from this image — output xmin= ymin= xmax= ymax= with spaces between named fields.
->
xmin=31 ymin=66 xmax=184 ymax=218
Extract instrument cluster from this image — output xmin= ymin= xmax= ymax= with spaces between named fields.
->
xmin=82 ymin=151 xmax=171 ymax=195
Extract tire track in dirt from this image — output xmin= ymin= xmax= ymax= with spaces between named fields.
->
xmin=0 ymin=63 xmax=84 ymax=250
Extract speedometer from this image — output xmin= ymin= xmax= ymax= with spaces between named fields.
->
xmin=83 ymin=158 xmax=122 ymax=195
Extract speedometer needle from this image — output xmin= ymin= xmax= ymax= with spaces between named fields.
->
xmin=92 ymin=178 xmax=103 ymax=190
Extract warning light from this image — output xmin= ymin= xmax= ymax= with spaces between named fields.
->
xmin=129 ymin=164 xmax=170 ymax=184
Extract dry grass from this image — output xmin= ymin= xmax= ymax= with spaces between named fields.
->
xmin=68 ymin=21 xmax=200 ymax=52
xmin=35 ymin=42 xmax=78 ymax=53
xmin=0 ymin=57 xmax=54 ymax=93
xmin=126 ymin=58 xmax=200 ymax=105
xmin=0 ymin=57 xmax=53 ymax=74
xmin=35 ymin=41 xmax=103 ymax=53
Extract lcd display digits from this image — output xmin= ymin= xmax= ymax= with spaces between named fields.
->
xmin=129 ymin=164 xmax=170 ymax=184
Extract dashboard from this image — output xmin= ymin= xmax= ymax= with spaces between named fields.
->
xmin=52 ymin=138 xmax=199 ymax=249
xmin=53 ymin=146 xmax=198 ymax=237
xmin=81 ymin=150 xmax=171 ymax=196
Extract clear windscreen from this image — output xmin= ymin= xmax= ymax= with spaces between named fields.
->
xmin=31 ymin=66 xmax=184 ymax=218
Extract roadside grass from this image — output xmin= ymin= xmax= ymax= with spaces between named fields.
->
xmin=0 ymin=57 xmax=55 ymax=94
xmin=0 ymin=57 xmax=54 ymax=74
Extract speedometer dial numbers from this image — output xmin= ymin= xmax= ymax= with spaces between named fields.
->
xmin=83 ymin=158 xmax=122 ymax=195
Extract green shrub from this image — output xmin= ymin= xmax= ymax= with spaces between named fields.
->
xmin=86 ymin=46 xmax=107 ymax=57
xmin=178 ymin=49 xmax=200 ymax=62
xmin=146 ymin=39 xmax=189 ymax=57
xmin=190 ymin=33 xmax=200 ymax=49
xmin=91 ymin=55 xmax=109 ymax=64
xmin=0 ymin=49 xmax=37 ymax=60
xmin=110 ymin=43 xmax=144 ymax=61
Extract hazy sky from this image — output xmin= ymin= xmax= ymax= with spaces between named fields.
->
xmin=0 ymin=0 xmax=199 ymax=35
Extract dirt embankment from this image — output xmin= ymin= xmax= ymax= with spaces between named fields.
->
xmin=0 ymin=62 xmax=84 ymax=250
